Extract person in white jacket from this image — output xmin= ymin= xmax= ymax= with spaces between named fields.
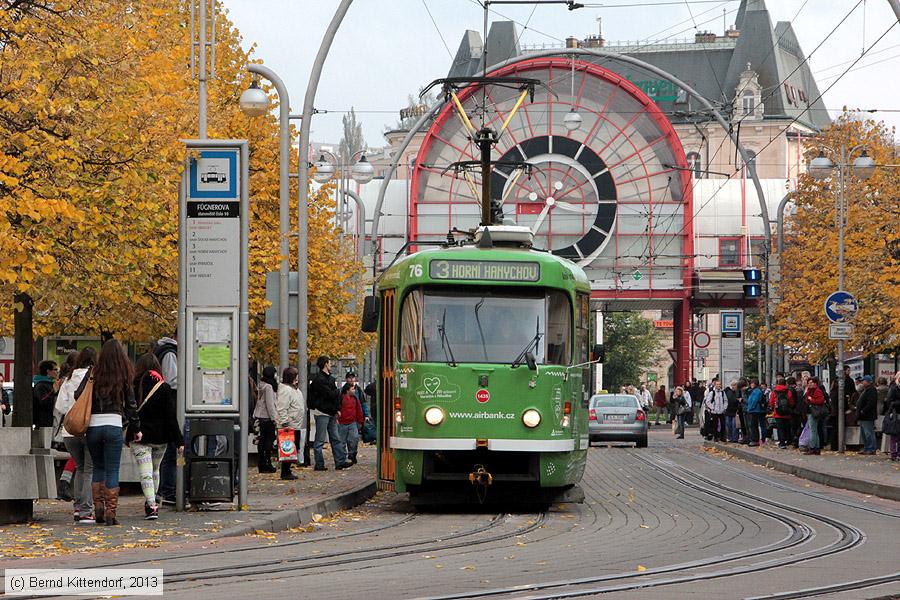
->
xmin=54 ymin=347 xmax=97 ymax=524
xmin=703 ymin=380 xmax=728 ymax=442
xmin=275 ymin=367 xmax=306 ymax=480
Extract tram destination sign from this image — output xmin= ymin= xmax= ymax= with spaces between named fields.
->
xmin=429 ymin=260 xmax=541 ymax=282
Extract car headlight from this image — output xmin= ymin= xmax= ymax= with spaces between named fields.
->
xmin=424 ymin=406 xmax=445 ymax=426
xmin=522 ymin=409 xmax=541 ymax=428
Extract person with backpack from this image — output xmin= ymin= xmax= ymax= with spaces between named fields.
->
xmin=54 ymin=347 xmax=97 ymax=524
xmin=32 ymin=360 xmax=58 ymax=427
xmin=153 ymin=336 xmax=178 ymax=506
xmin=275 ymin=367 xmax=305 ymax=480
xmin=86 ymin=340 xmax=140 ymax=526
xmin=703 ymin=380 xmax=727 ymax=442
xmin=253 ymin=366 xmax=279 ymax=474
xmin=130 ymin=353 xmax=183 ymax=520
xmin=769 ymin=377 xmax=796 ymax=449
xmin=802 ymin=377 xmax=826 ymax=455
xmin=308 ymin=356 xmax=349 ymax=471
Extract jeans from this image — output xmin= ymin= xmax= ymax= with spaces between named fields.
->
xmin=86 ymin=425 xmax=125 ymax=488
xmin=807 ymin=414 xmax=820 ymax=450
xmin=338 ymin=423 xmax=360 ymax=459
xmin=775 ymin=419 xmax=791 ymax=446
xmin=63 ymin=436 xmax=93 ymax=515
xmin=158 ymin=442 xmax=177 ymax=500
xmin=859 ymin=420 xmax=876 ymax=452
xmin=748 ymin=413 xmax=767 ymax=444
xmin=314 ymin=414 xmax=346 ymax=468
xmin=725 ymin=415 xmax=738 ymax=442
xmin=132 ymin=443 xmax=167 ymax=506
xmin=675 ymin=414 xmax=685 ymax=437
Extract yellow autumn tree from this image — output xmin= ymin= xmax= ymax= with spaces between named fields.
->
xmin=0 ymin=1 xmax=371 ymax=364
xmin=773 ymin=113 xmax=900 ymax=360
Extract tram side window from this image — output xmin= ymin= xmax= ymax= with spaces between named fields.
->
xmin=576 ymin=293 xmax=589 ymax=363
xmin=546 ymin=291 xmax=571 ymax=365
xmin=399 ymin=289 xmax=425 ymax=361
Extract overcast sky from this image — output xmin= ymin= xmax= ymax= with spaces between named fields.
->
xmin=219 ymin=0 xmax=900 ymax=146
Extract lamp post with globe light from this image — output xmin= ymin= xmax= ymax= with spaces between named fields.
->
xmin=313 ymin=149 xmax=374 ymax=250
xmin=808 ymin=143 xmax=876 ymax=452
xmin=239 ymin=64 xmax=291 ymax=373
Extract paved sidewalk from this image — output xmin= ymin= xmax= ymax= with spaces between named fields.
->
xmin=704 ymin=441 xmax=900 ymax=502
xmin=0 ymin=445 xmax=376 ymax=559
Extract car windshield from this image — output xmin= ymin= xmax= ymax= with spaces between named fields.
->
xmin=592 ymin=395 xmax=638 ymax=408
xmin=399 ymin=287 xmax=571 ymax=365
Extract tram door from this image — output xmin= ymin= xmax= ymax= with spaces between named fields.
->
xmin=378 ymin=289 xmax=396 ymax=489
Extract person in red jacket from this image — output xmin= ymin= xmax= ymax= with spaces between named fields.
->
xmin=769 ymin=378 xmax=796 ymax=449
xmin=803 ymin=377 xmax=826 ymax=455
xmin=337 ymin=385 xmax=365 ymax=466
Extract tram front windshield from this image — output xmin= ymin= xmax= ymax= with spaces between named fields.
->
xmin=399 ymin=288 xmax=571 ymax=365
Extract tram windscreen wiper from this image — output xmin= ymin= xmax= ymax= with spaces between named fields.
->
xmin=437 ymin=308 xmax=458 ymax=367
xmin=511 ymin=316 xmax=543 ymax=368
xmin=474 ymin=297 xmax=489 ymax=362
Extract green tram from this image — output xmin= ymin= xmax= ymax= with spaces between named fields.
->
xmin=364 ymin=226 xmax=601 ymax=504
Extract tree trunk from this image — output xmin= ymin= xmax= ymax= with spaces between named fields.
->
xmin=11 ymin=292 xmax=33 ymax=428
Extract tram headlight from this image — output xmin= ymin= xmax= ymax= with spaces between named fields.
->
xmin=424 ymin=406 xmax=445 ymax=426
xmin=522 ymin=409 xmax=541 ymax=428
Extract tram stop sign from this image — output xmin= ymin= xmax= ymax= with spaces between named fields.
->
xmin=824 ymin=291 xmax=858 ymax=323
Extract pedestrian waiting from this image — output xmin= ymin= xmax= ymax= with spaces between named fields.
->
xmin=276 ymin=367 xmax=305 ymax=480
xmin=130 ymin=353 xmax=183 ymax=520
xmin=802 ymin=377 xmax=826 ymax=455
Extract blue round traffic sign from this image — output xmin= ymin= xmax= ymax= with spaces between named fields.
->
xmin=824 ymin=291 xmax=858 ymax=323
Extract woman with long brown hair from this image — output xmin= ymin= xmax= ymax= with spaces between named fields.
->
xmin=85 ymin=339 xmax=140 ymax=525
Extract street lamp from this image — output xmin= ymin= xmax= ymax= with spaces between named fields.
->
xmin=563 ymin=108 xmax=583 ymax=132
xmin=808 ymin=143 xmax=876 ymax=452
xmin=238 ymin=77 xmax=269 ymax=117
xmin=312 ymin=150 xmax=374 ymax=184
xmin=351 ymin=154 xmax=375 ymax=184
xmin=241 ymin=64 xmax=292 ymax=374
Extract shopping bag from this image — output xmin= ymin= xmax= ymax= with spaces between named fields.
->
xmin=277 ymin=428 xmax=298 ymax=462
xmin=361 ymin=420 xmax=377 ymax=444
xmin=63 ymin=375 xmax=93 ymax=437
xmin=798 ymin=422 xmax=811 ymax=448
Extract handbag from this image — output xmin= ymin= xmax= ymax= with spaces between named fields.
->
xmin=124 ymin=379 xmax=165 ymax=442
xmin=361 ymin=419 xmax=377 ymax=444
xmin=278 ymin=427 xmax=298 ymax=462
xmin=63 ymin=375 xmax=94 ymax=437
xmin=809 ymin=402 xmax=829 ymax=420
xmin=883 ymin=410 xmax=900 ymax=436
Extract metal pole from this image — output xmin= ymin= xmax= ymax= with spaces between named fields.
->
xmin=176 ymin=171 xmax=187 ymax=512
xmin=775 ymin=191 xmax=794 ymax=382
xmin=837 ymin=144 xmax=847 ymax=452
xmin=297 ymin=0 xmax=354 ymax=384
xmin=239 ymin=142 xmax=250 ymax=508
xmin=198 ymin=0 xmax=208 ymax=139
xmin=247 ymin=64 xmax=291 ymax=374
xmin=340 ymin=188 xmax=366 ymax=260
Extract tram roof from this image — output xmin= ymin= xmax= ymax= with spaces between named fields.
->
xmin=377 ymin=245 xmax=590 ymax=292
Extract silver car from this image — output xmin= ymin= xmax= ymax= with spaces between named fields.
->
xmin=588 ymin=394 xmax=648 ymax=448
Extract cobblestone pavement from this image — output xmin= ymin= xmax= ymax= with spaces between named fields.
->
xmin=0 ymin=444 xmax=375 ymax=559
xmin=3 ymin=431 xmax=899 ymax=599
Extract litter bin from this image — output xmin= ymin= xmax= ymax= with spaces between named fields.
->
xmin=185 ymin=417 xmax=234 ymax=503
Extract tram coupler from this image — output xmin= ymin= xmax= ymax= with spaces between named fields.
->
xmin=468 ymin=465 xmax=494 ymax=487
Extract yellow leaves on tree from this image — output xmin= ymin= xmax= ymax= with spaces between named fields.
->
xmin=774 ymin=114 xmax=900 ymax=359
xmin=0 ymin=2 xmax=370 ymax=363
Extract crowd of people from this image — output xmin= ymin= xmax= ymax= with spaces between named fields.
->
xmin=622 ymin=368 xmax=900 ymax=459
xmin=43 ymin=338 xmax=376 ymax=526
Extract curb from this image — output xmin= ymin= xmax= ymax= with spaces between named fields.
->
xmin=704 ymin=442 xmax=900 ymax=502
xmin=199 ymin=479 xmax=377 ymax=540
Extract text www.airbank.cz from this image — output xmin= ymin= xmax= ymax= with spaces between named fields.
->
xmin=447 ymin=411 xmax=516 ymax=419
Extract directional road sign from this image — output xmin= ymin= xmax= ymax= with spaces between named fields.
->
xmin=824 ymin=291 xmax=858 ymax=323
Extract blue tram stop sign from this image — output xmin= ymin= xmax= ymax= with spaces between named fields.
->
xmin=824 ymin=291 xmax=858 ymax=323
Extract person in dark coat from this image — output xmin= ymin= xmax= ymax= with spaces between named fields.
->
xmin=129 ymin=353 xmax=184 ymax=520
xmin=724 ymin=380 xmax=740 ymax=442
xmin=32 ymin=360 xmax=58 ymax=427
xmin=856 ymin=375 xmax=878 ymax=455
xmin=886 ymin=371 xmax=900 ymax=460
xmin=309 ymin=356 xmax=348 ymax=470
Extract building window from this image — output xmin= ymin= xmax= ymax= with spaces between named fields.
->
xmin=749 ymin=238 xmax=767 ymax=267
xmin=741 ymin=90 xmax=755 ymax=116
xmin=719 ymin=238 xmax=741 ymax=267
xmin=686 ymin=151 xmax=702 ymax=179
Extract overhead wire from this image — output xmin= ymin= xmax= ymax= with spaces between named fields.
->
xmin=421 ymin=0 xmax=454 ymax=59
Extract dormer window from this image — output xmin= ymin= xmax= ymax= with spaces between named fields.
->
xmin=741 ymin=91 xmax=755 ymax=116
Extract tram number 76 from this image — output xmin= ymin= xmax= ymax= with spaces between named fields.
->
xmin=409 ymin=265 xmax=424 ymax=278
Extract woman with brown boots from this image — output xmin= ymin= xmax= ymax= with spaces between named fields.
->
xmin=85 ymin=339 xmax=140 ymax=525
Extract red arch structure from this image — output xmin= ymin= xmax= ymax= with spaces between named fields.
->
xmin=410 ymin=57 xmax=694 ymax=383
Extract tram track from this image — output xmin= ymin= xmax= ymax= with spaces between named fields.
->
xmin=161 ymin=511 xmax=547 ymax=586
xmin=414 ymin=451 xmax=871 ymax=600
